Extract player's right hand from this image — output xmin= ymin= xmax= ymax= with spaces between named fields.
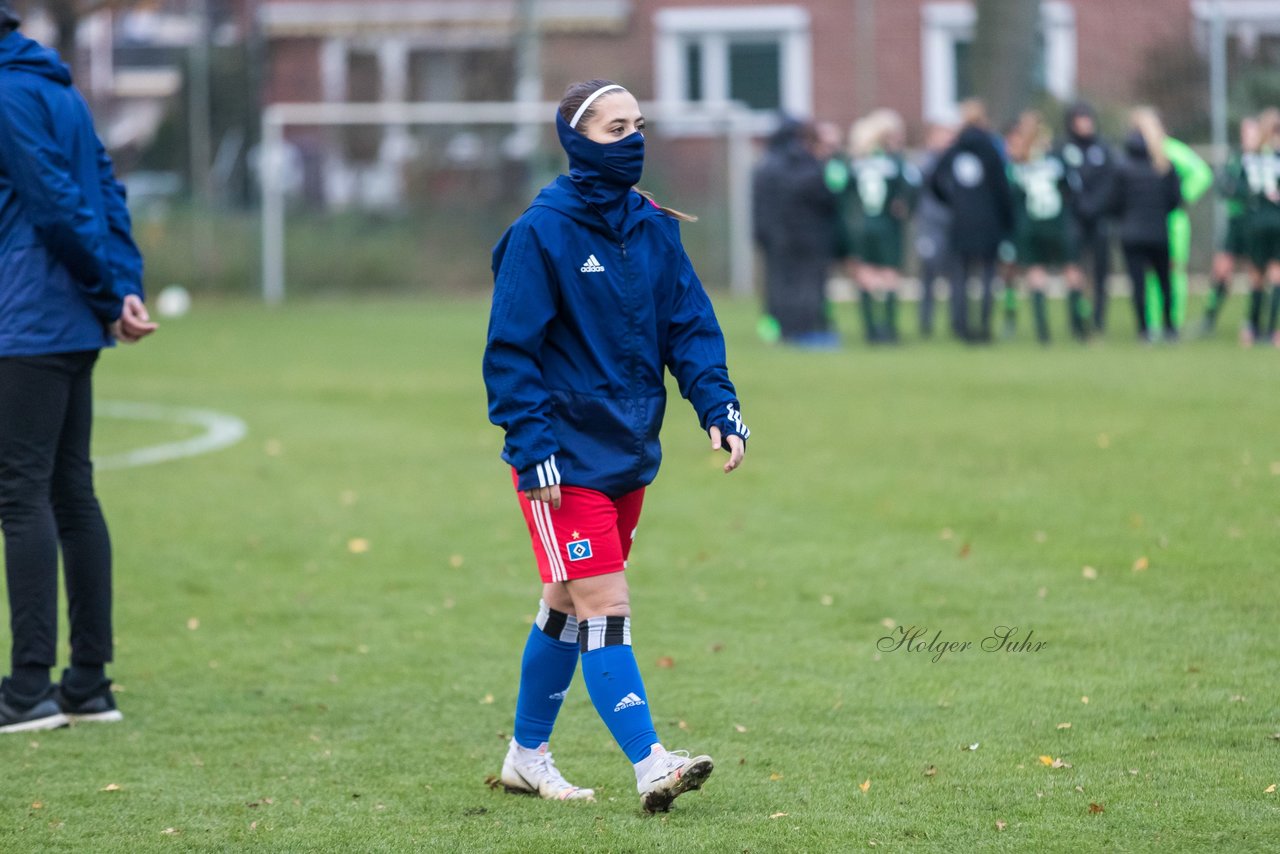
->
xmin=526 ymin=485 xmax=562 ymax=509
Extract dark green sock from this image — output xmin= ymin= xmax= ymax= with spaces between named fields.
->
xmin=1068 ymin=291 xmax=1088 ymax=339
xmin=1268 ymin=285 xmax=1280 ymax=336
xmin=884 ymin=292 xmax=899 ymax=341
xmin=858 ymin=289 xmax=878 ymax=342
xmin=1204 ymin=280 xmax=1228 ymax=324
xmin=1248 ymin=289 xmax=1263 ymax=335
xmin=1031 ymin=291 xmax=1050 ymax=342
xmin=1001 ymin=287 xmax=1017 ymax=334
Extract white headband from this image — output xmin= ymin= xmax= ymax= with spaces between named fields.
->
xmin=569 ymin=84 xmax=625 ymax=129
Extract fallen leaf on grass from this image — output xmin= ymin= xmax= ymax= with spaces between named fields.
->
xmin=186 ymin=617 xmax=200 ymax=631
xmin=1230 ymin=694 xmax=1246 ymax=702
xmin=769 ymin=772 xmax=784 ymax=781
xmin=995 ymin=819 xmax=1007 ymax=831
xmin=1057 ymin=722 xmax=1072 ymax=730
xmin=1132 ymin=556 xmax=1149 ymax=572
xmin=448 ymin=554 xmax=464 ymax=568
xmin=1081 ymin=566 xmax=1098 ymax=580
xmin=1089 ymin=802 xmax=1105 ymax=814
xmin=479 ymin=694 xmax=494 ymax=705
xmin=30 ymin=802 xmax=42 ymax=810
xmin=1053 ymin=759 xmax=1073 ymax=769
xmin=656 ymin=656 xmax=675 ymax=668
xmin=101 ymin=783 xmax=122 ymax=792
xmin=859 ymin=779 xmax=871 ymax=793
xmin=1265 ymin=784 xmax=1276 ymax=794
xmin=347 ymin=538 xmax=370 ymax=554
xmin=734 ymin=724 xmax=748 ymax=733
xmin=923 ymin=765 xmax=938 ymax=777
xmin=1096 ymin=433 xmax=1110 ymax=449
xmin=677 ymin=720 xmax=689 ymax=731
xmin=958 ymin=542 xmax=971 ymax=558
xmin=1081 ymin=696 xmax=1089 ymax=704
xmin=161 ymin=828 xmax=180 ymax=835
xmin=484 ymin=775 xmax=501 ymax=790
xmin=940 ymin=528 xmax=954 ymax=541
xmin=1269 ymin=733 xmax=1280 ymax=741
xmin=963 ymin=742 xmax=980 ymax=751
xmin=1039 ymin=755 xmax=1054 ymax=766
xmin=820 ymin=594 xmax=834 ymax=606
xmin=769 ymin=812 xmax=789 ymax=819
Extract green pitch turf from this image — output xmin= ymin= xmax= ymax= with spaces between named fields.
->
xmin=1 ymin=296 xmax=1277 ymax=852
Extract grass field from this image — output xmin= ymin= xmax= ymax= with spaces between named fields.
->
xmin=1 ymin=294 xmax=1278 ymax=852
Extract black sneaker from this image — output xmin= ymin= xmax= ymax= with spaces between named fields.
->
xmin=0 ymin=679 xmax=69 ymax=734
xmin=55 ymin=674 xmax=123 ymax=724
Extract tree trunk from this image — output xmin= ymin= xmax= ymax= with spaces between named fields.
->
xmin=971 ymin=0 xmax=1041 ymax=129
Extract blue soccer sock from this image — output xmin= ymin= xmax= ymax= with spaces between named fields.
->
xmin=579 ymin=616 xmax=660 ymax=764
xmin=512 ymin=600 xmax=580 ymax=749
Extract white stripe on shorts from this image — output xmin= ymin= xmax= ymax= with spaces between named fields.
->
xmin=531 ymin=499 xmax=567 ymax=582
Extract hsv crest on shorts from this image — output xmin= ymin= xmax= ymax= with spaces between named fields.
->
xmin=566 ymin=538 xmax=593 ymax=561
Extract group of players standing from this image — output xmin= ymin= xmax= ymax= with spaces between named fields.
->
xmin=754 ymin=98 xmax=1280 ymax=348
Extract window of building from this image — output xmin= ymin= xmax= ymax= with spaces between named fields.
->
xmin=655 ymin=5 xmax=812 ymax=134
xmin=922 ymin=1 xmax=1076 ymax=123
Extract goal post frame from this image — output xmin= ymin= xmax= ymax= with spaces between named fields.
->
xmin=259 ymin=100 xmax=758 ymax=304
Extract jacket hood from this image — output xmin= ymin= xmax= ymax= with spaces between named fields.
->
xmin=1065 ymin=101 xmax=1098 ymax=144
xmin=956 ymin=124 xmax=995 ymax=151
xmin=0 ymin=31 xmax=72 ymax=85
xmin=1124 ymin=130 xmax=1149 ymax=159
xmin=529 ymin=175 xmax=664 ymax=237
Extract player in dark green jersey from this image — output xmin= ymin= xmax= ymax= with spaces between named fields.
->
xmin=1242 ymin=108 xmax=1280 ymax=347
xmin=1004 ymin=112 xmax=1087 ymax=343
xmin=843 ymin=109 xmax=920 ymax=343
xmin=1202 ymin=116 xmax=1263 ymax=335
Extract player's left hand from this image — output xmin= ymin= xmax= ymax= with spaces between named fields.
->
xmin=111 ymin=294 xmax=158 ymax=343
xmin=709 ymin=425 xmax=745 ymax=473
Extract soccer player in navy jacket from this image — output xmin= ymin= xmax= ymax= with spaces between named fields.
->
xmin=483 ymin=80 xmax=749 ymax=812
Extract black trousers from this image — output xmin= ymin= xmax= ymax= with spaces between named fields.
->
xmin=0 ymin=351 xmax=113 ymax=674
xmin=1122 ymin=241 xmax=1172 ymax=334
xmin=1075 ymin=218 xmax=1112 ymax=330
xmin=762 ymin=247 xmax=831 ymax=338
xmin=949 ymin=254 xmax=997 ymax=340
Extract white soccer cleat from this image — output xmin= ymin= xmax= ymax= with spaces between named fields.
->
xmin=500 ymin=739 xmax=595 ymax=802
xmin=636 ymin=747 xmax=714 ymax=813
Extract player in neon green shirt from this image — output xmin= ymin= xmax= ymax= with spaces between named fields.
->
xmin=1145 ymin=128 xmax=1212 ymax=332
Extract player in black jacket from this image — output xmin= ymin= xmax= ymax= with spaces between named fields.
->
xmin=1058 ymin=102 xmax=1116 ymax=332
xmin=930 ymin=100 xmax=1015 ymax=342
xmin=1110 ymin=117 xmax=1183 ymax=342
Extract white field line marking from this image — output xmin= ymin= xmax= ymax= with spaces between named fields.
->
xmin=94 ymin=401 xmax=248 ymax=471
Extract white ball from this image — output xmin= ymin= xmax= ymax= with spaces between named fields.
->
xmin=156 ymin=285 xmax=191 ymax=318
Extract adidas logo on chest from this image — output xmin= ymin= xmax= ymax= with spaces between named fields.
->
xmin=580 ymin=253 xmax=605 ymax=273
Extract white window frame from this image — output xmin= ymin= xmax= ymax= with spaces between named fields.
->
xmin=922 ymin=1 xmax=1076 ymax=124
xmin=654 ymin=5 xmax=812 ymax=135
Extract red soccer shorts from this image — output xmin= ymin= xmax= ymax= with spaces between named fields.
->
xmin=512 ymin=470 xmax=645 ymax=583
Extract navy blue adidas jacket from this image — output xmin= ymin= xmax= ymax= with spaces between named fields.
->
xmin=0 ymin=30 xmax=143 ymax=357
xmin=484 ymin=115 xmax=744 ymax=498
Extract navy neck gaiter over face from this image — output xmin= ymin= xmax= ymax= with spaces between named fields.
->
xmin=555 ymin=110 xmax=645 ymax=232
